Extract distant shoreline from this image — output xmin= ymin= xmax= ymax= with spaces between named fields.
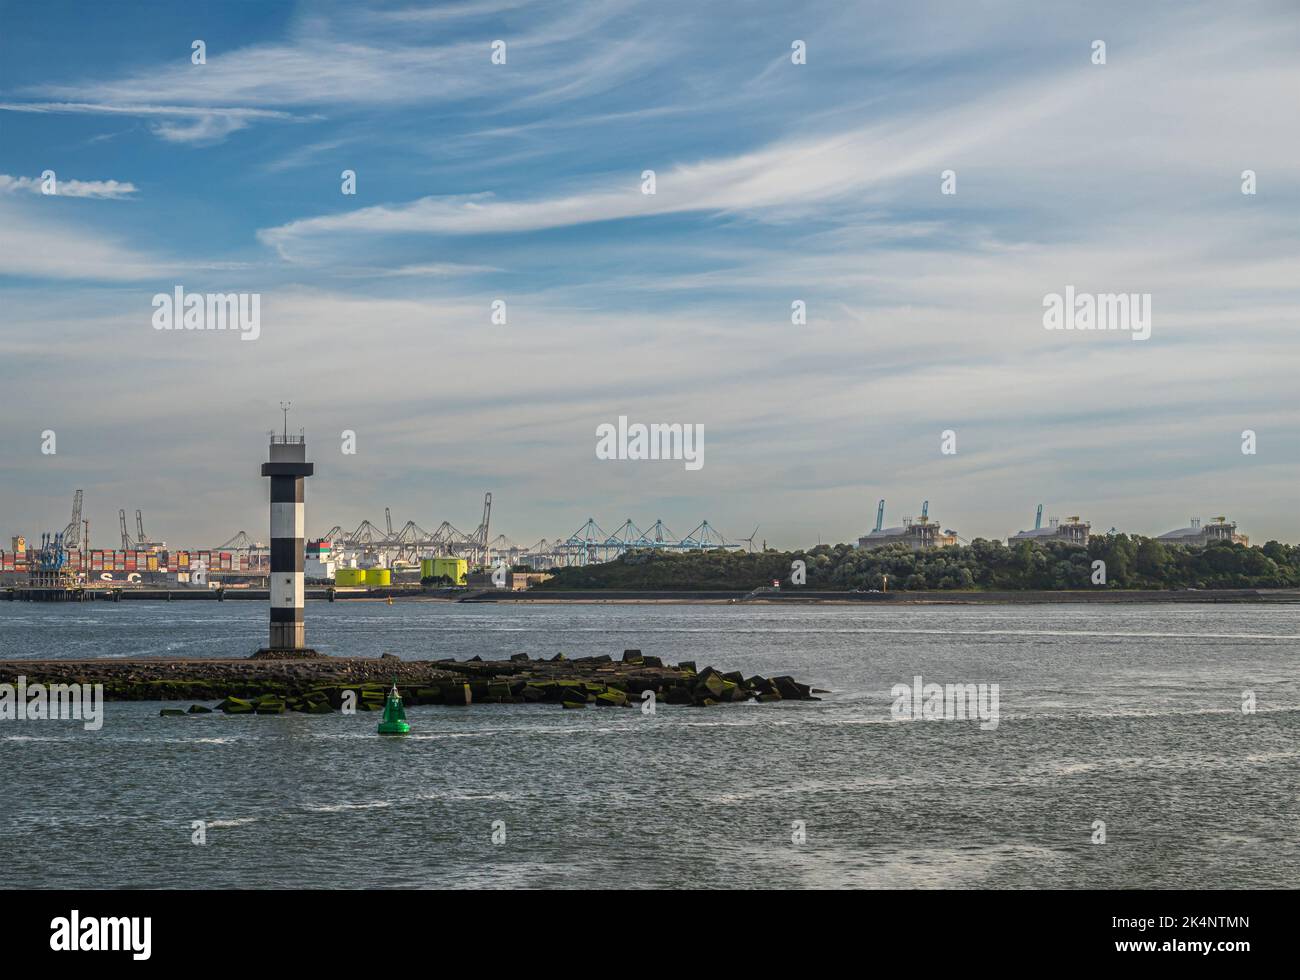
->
xmin=471 ymin=588 xmax=1300 ymax=605
xmin=6 ymin=586 xmax=1299 ymax=605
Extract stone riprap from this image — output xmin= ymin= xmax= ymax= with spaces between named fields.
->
xmin=0 ymin=650 xmax=819 ymax=714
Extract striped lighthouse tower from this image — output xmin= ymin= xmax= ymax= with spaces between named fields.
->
xmin=259 ymin=404 xmax=315 ymax=655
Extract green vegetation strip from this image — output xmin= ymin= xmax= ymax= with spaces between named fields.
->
xmin=533 ymin=538 xmax=1300 ymax=591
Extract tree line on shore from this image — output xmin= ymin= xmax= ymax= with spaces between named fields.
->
xmin=533 ymin=536 xmax=1300 ymax=591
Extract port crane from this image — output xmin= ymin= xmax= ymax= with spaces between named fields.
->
xmin=214 ymin=531 xmax=257 ymax=551
xmin=34 ymin=532 xmax=67 ymax=572
xmin=61 ymin=490 xmax=84 ymax=550
xmin=315 ymin=493 xmax=744 ymax=569
xmin=471 ymin=493 xmax=492 ymax=567
xmin=563 ymin=518 xmax=738 ymax=561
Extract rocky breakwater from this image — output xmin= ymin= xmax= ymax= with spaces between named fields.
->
xmin=0 ymin=649 xmax=821 ymax=715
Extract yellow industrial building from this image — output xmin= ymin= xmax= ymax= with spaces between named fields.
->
xmin=420 ymin=557 xmax=468 ymax=585
xmin=334 ymin=567 xmax=392 ymax=587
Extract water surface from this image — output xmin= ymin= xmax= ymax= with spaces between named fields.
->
xmin=2 ymin=601 xmax=1296 ymax=888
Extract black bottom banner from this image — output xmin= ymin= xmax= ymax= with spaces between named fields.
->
xmin=5 ymin=888 xmax=1276 ymax=966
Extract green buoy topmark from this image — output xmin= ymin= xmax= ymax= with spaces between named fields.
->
xmin=377 ymin=679 xmax=410 ymax=736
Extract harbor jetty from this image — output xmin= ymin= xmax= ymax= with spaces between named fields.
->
xmin=0 ymin=650 xmax=819 ymax=713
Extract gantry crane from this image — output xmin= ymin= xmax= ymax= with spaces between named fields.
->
xmin=61 ymin=490 xmax=84 ymax=550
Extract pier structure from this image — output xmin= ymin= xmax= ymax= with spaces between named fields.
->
xmin=259 ymin=409 xmax=316 ymax=656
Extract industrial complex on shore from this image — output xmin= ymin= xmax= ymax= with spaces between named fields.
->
xmin=3 ymin=487 xmax=1250 ymax=595
xmin=0 ymin=412 xmax=1257 ymax=596
xmin=855 ymin=500 xmax=1246 ymax=552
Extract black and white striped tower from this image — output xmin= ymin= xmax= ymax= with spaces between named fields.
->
xmin=260 ymin=405 xmax=314 ymax=654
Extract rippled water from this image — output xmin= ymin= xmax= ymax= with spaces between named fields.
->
xmin=2 ymin=601 xmax=1297 ymax=888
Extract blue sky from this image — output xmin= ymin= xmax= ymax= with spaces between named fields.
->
xmin=1 ymin=0 xmax=1298 ymax=549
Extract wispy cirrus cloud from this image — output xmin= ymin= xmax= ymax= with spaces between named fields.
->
xmin=258 ymin=138 xmax=355 ymax=174
xmin=373 ymin=262 xmax=503 ymax=277
xmin=0 ymin=101 xmax=303 ymax=144
xmin=259 ymin=14 xmax=1300 ymax=262
xmin=255 ymin=69 xmax=1095 ymax=256
xmin=374 ymin=0 xmax=538 ymax=23
xmin=0 ymin=200 xmax=167 ymax=279
xmin=2 ymin=1 xmax=665 ymax=145
xmin=328 ymin=261 xmax=504 ymax=279
xmin=0 ymin=198 xmax=251 ymax=281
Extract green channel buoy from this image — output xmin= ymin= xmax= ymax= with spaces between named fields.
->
xmin=377 ymin=678 xmax=411 ymax=736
